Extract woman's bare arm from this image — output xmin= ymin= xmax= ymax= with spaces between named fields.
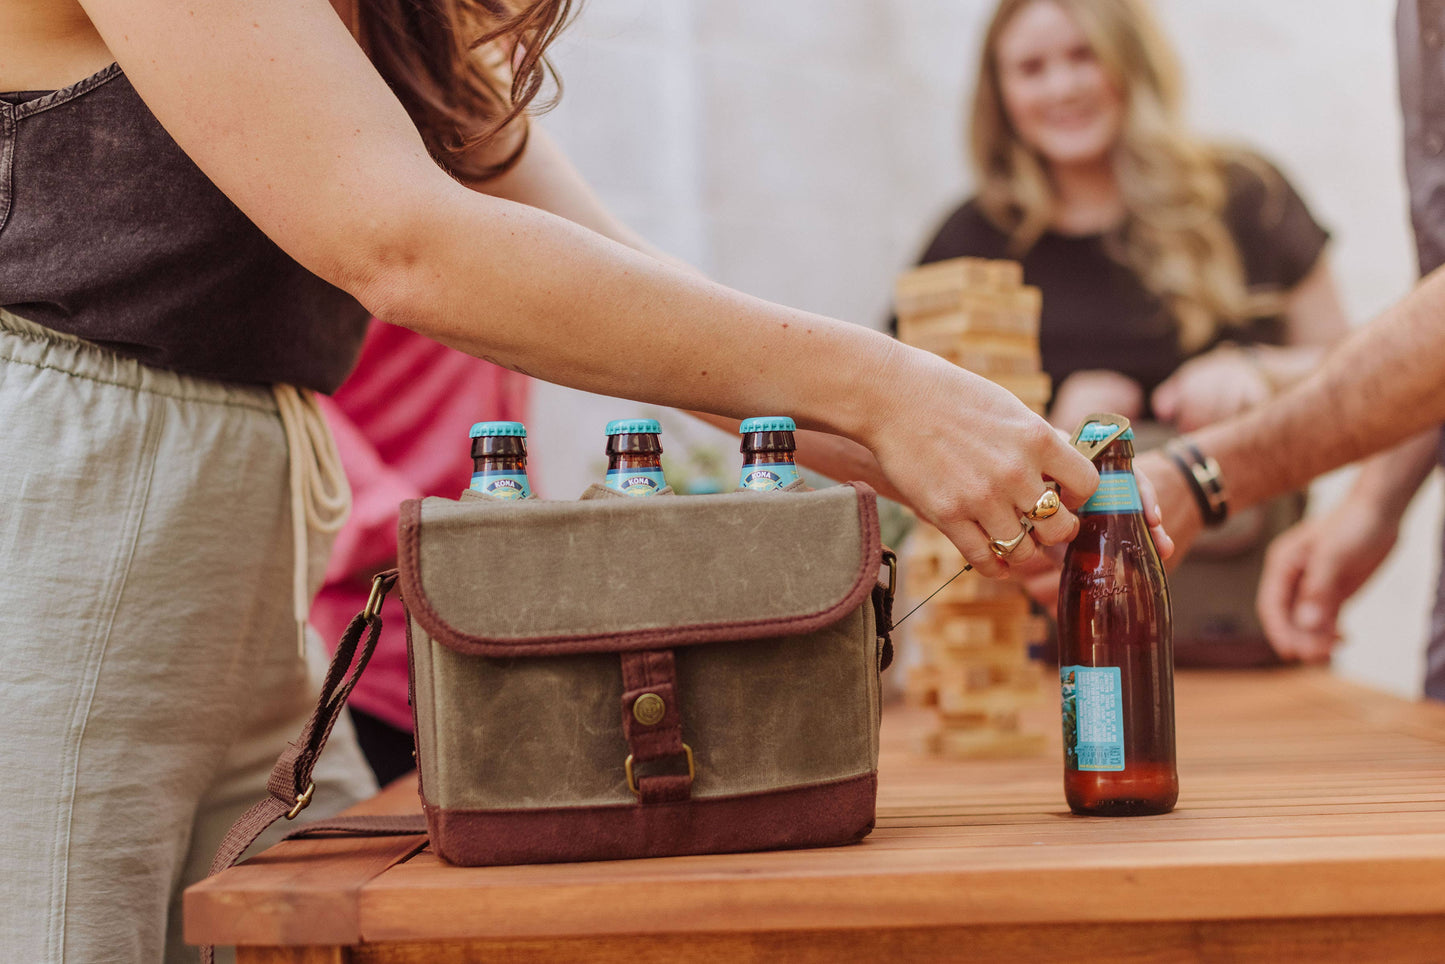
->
xmin=474 ymin=125 xmax=685 ymax=267
xmin=75 ymin=0 xmax=1098 ymax=575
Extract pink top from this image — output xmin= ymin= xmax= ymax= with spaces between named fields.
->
xmin=311 ymin=320 xmax=531 ymax=731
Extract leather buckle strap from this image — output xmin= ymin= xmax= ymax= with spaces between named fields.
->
xmin=874 ymin=548 xmax=896 ymax=673
xmin=619 ymin=649 xmax=693 ymax=803
xmin=200 ymin=569 xmax=400 ymax=964
xmin=626 ymin=743 xmax=694 ymax=796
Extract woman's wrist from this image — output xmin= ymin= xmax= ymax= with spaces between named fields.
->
xmin=820 ymin=330 xmax=919 ymax=448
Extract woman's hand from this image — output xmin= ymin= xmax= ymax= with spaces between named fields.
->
xmin=868 ymin=347 xmax=1098 ymax=578
xmin=1048 ymin=370 xmax=1144 ymax=432
xmin=1017 ymin=453 xmax=1174 ymax=607
xmin=1151 ymin=347 xmax=1271 ymax=432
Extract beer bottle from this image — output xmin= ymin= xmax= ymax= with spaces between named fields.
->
xmin=1057 ymin=422 xmax=1177 ymax=816
xmin=604 ymin=419 xmax=668 ymax=496
xmin=739 ymin=416 xmax=800 ymax=491
xmin=468 ymin=421 xmax=534 ymax=500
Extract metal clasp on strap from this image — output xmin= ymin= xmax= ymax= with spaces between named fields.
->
xmin=285 ymin=781 xmax=316 ymax=820
xmin=881 ymin=548 xmax=897 ymax=599
xmin=625 ymin=744 xmax=695 ymax=797
xmin=362 ymin=572 xmax=394 ymax=622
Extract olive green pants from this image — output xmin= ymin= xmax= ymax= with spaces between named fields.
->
xmin=0 ymin=309 xmax=376 ymax=963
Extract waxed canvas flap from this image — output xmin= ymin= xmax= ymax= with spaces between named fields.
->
xmin=398 ymin=482 xmax=880 ymax=656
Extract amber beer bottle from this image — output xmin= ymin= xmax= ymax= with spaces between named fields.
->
xmin=738 ymin=416 xmax=800 ymax=491
xmin=468 ymin=421 xmax=534 ymax=500
xmin=605 ymin=419 xmax=668 ymax=496
xmin=1057 ymin=423 xmax=1177 ymax=816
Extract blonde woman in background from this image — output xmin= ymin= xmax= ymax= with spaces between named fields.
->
xmin=909 ymin=0 xmax=1351 ymax=662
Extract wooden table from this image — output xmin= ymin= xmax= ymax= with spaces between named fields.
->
xmin=186 ymin=668 xmax=1445 ymax=962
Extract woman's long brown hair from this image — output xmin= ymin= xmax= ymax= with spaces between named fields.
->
xmin=357 ymin=0 xmax=575 ymax=182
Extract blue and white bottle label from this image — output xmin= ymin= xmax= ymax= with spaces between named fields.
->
xmin=1080 ymin=470 xmax=1143 ymax=515
xmin=469 ymin=472 xmax=532 ymax=500
xmin=1061 ymin=665 xmax=1125 ymax=771
xmin=606 ymin=468 xmax=667 ymax=496
xmin=740 ymin=462 xmax=800 ymax=491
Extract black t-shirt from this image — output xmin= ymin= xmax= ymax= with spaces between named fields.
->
xmin=911 ymin=156 xmax=1330 ymax=400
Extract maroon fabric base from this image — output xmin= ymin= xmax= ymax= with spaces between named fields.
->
xmin=424 ymin=772 xmax=878 ymax=866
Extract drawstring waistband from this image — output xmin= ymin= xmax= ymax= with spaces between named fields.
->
xmin=273 ymin=385 xmax=351 ymax=656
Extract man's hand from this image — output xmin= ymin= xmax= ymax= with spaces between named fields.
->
xmin=1257 ymin=505 xmax=1400 ymax=663
xmin=1136 ymin=449 xmax=1201 ymax=564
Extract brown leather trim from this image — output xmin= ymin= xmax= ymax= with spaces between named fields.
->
xmin=619 ymin=649 xmax=694 ymax=802
xmin=423 ymin=772 xmax=877 ymax=866
xmin=397 ymin=483 xmax=883 ymax=657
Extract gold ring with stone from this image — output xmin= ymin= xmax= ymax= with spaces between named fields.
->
xmin=1025 ymin=488 xmax=1062 ymax=522
xmin=988 ymin=522 xmax=1033 ymax=559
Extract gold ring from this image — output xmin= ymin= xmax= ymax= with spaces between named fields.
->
xmin=988 ymin=522 xmax=1033 ymax=559
xmin=1025 ymin=488 xmax=1061 ymax=522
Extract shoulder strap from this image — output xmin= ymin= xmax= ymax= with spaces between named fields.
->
xmin=201 ymin=571 xmax=425 ymax=964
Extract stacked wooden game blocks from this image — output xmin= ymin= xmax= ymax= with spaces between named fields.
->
xmin=894 ymin=257 xmax=1052 ymax=758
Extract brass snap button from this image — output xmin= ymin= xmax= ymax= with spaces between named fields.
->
xmin=632 ymin=693 xmax=666 ymax=726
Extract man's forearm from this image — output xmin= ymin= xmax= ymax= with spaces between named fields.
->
xmin=1190 ymin=267 xmax=1445 ymax=510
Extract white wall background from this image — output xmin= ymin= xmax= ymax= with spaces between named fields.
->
xmin=530 ymin=0 xmax=1436 ymax=698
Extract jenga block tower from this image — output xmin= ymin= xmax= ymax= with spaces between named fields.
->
xmin=893 ymin=257 xmax=1052 ymax=758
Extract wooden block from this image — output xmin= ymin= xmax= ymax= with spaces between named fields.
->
xmin=896 ymin=297 xmax=1041 ymax=340
xmin=905 ymin=523 xmax=974 ymax=556
xmin=913 ymin=612 xmax=1032 ymax=659
xmin=934 ymin=708 xmax=1036 ymax=733
xmin=939 ymin=346 xmax=1042 ymax=377
xmin=986 ymin=371 xmax=1052 ymax=407
xmin=933 ymin=661 xmax=1041 ymax=695
xmin=898 ymin=326 xmax=1038 ymax=362
xmin=932 ymin=660 xmax=999 ymax=693
xmin=894 ymin=257 xmax=1023 ymax=302
xmin=941 ymin=616 xmax=994 ymax=649
xmin=936 ymin=682 xmax=1044 ymax=718
xmin=924 ymin=726 xmax=1048 ymax=759
xmin=903 ymin=570 xmax=1020 ymax=607
xmin=903 ymin=664 xmax=940 ymax=708
xmin=924 ymin=639 xmax=1035 ymax=670
xmin=927 ymin=592 xmax=1032 ymax=620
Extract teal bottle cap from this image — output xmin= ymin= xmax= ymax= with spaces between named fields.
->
xmin=469 ymin=421 xmax=527 ymax=439
xmin=1077 ymin=422 xmax=1134 ymax=442
xmin=740 ymin=416 xmax=796 ymax=433
xmin=605 ymin=418 xmax=663 ymax=436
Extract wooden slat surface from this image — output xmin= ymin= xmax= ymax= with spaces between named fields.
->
xmin=192 ymin=668 xmax=1445 ymax=955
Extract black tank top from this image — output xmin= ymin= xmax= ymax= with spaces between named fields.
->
xmin=0 ymin=64 xmax=368 ymax=392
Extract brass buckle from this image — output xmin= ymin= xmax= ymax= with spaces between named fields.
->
xmin=1069 ymin=413 xmax=1132 ymax=462
xmin=881 ymin=549 xmax=897 ymax=599
xmin=362 ymin=574 xmax=391 ymax=622
xmin=625 ymin=744 xmax=694 ymax=797
xmin=285 ymin=780 xmax=315 ymax=820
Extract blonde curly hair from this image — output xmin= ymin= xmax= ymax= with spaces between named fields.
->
xmin=970 ymin=0 xmax=1276 ymax=351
